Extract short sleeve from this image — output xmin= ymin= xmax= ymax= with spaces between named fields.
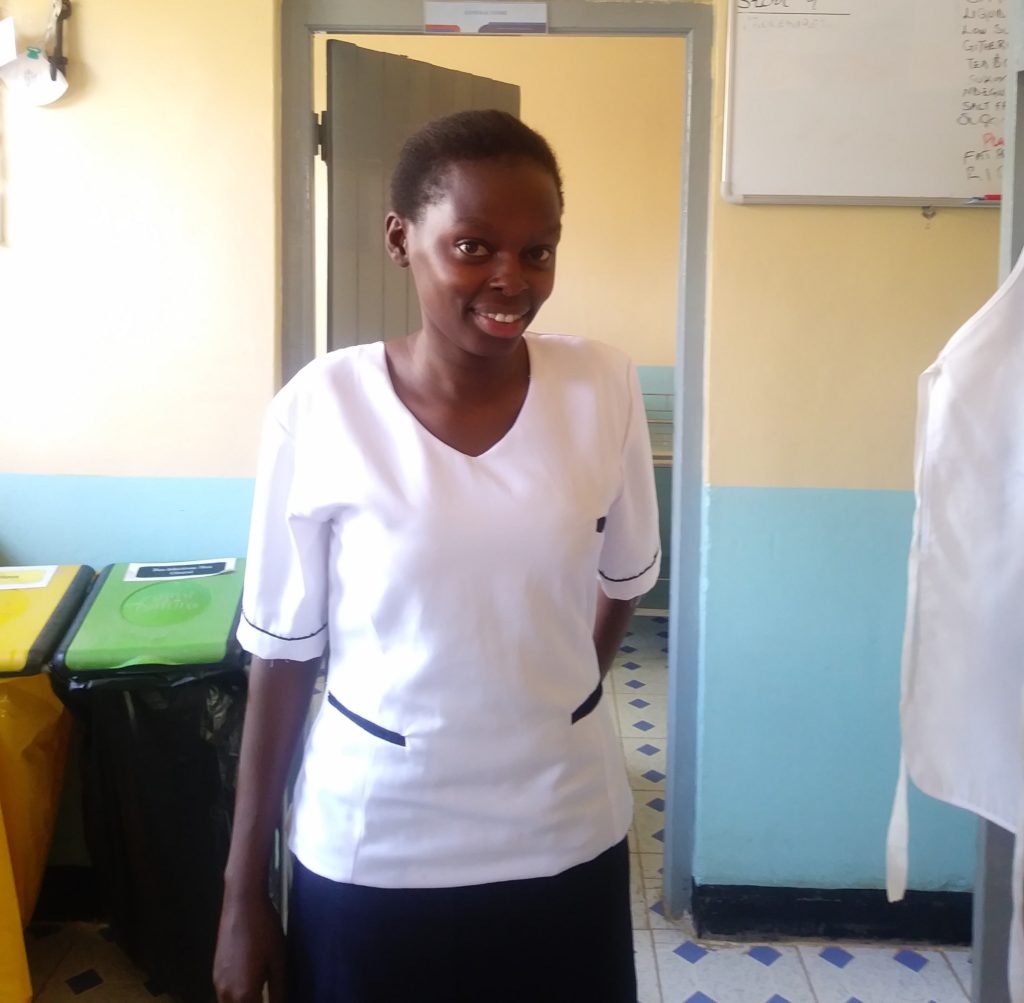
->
xmin=236 ymin=405 xmax=330 ymax=661
xmin=597 ymin=362 xmax=662 ymax=600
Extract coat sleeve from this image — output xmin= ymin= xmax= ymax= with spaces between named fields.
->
xmin=597 ymin=361 xmax=662 ymax=600
xmin=236 ymin=404 xmax=330 ymax=662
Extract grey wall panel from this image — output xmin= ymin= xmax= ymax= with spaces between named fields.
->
xmin=354 ymin=49 xmax=386 ymax=346
xmin=381 ymin=54 xmax=412 ymax=342
xmin=326 ymin=40 xmax=361 ymax=353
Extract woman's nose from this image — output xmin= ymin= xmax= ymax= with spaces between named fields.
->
xmin=489 ymin=255 xmax=527 ymax=295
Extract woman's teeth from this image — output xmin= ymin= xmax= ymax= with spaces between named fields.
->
xmin=478 ymin=311 xmax=524 ymax=323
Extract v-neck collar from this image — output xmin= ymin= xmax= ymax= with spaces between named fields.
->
xmin=374 ymin=335 xmax=537 ymax=460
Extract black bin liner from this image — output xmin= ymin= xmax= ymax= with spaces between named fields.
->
xmin=58 ymin=669 xmax=246 ymax=1003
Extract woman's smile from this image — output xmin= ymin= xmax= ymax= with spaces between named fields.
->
xmin=470 ymin=306 xmax=531 ymax=338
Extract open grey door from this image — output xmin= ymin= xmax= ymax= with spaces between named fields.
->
xmin=323 ymin=41 xmax=520 ymax=350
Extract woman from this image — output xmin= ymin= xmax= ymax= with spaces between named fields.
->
xmin=214 ymin=110 xmax=660 ymax=1003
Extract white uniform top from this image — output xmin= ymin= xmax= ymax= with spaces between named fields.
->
xmin=237 ymin=332 xmax=661 ymax=888
xmin=886 ymin=250 xmax=1024 ymax=1000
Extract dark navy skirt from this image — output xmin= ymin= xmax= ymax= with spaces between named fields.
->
xmin=286 ymin=838 xmax=636 ymax=1003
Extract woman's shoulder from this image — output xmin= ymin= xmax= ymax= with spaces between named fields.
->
xmin=526 ymin=332 xmax=632 ymax=378
xmin=269 ymin=342 xmax=384 ymax=428
xmin=288 ymin=342 xmax=382 ymax=390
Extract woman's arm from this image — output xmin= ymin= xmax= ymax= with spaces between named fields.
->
xmin=213 ymin=655 xmax=321 ymax=1003
xmin=593 ymin=591 xmax=640 ymax=681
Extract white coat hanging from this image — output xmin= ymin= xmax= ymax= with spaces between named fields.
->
xmin=887 ymin=247 xmax=1024 ymax=1002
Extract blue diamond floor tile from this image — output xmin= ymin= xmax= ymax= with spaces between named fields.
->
xmin=642 ymin=769 xmax=666 ymax=783
xmin=647 ymin=797 xmax=665 ymax=811
xmin=623 ymin=660 xmax=641 ymax=669
xmin=625 ymin=679 xmax=645 ymax=689
xmin=621 ymin=645 xmax=637 ymax=653
xmin=638 ymin=743 xmax=660 ymax=756
xmin=674 ymin=941 xmax=709 ymax=964
xmin=820 ymin=946 xmax=854 ymax=968
xmin=748 ymin=945 xmax=782 ymax=967
xmin=629 ymin=698 xmax=651 ymax=708
xmin=632 ymin=720 xmax=655 ymax=732
xmin=66 ymin=969 xmax=104 ymax=994
xmin=684 ymin=994 xmax=716 ymax=1003
xmin=893 ymin=948 xmax=928 ymax=972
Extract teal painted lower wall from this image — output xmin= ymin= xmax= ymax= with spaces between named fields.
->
xmin=0 ymin=474 xmax=255 ymax=568
xmin=696 ymin=485 xmax=975 ymax=892
xmin=3 ymin=474 xmax=974 ymax=891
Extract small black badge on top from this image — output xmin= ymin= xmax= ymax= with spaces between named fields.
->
xmin=596 ymin=516 xmax=607 ymax=533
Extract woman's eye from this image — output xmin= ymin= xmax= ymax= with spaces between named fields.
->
xmin=529 ymin=247 xmax=554 ymax=265
xmin=455 ymin=240 xmax=489 ymax=258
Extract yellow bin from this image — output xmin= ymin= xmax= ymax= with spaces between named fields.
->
xmin=0 ymin=565 xmax=93 ymax=1003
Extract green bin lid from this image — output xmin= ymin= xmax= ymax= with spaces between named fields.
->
xmin=59 ymin=559 xmax=245 ymax=673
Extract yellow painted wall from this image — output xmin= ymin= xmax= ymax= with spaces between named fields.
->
xmin=315 ymin=35 xmax=685 ymax=366
xmin=0 ymin=0 xmax=277 ymax=479
xmin=704 ymin=0 xmax=1001 ymax=491
xmin=0 ymin=0 xmax=1001 ymax=494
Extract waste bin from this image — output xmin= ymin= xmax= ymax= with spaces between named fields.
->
xmin=52 ymin=559 xmax=247 ymax=1003
xmin=0 ymin=564 xmax=93 ymax=1003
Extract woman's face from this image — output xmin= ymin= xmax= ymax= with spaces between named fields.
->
xmin=386 ymin=157 xmax=562 ymax=360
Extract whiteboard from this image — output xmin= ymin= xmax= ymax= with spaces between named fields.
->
xmin=723 ymin=0 xmax=1009 ymax=205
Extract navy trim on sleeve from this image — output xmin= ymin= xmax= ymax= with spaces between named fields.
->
xmin=598 ymin=548 xmax=660 ymax=584
xmin=241 ymin=610 xmax=328 ymax=641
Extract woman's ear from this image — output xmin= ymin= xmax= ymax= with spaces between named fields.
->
xmin=385 ymin=213 xmax=410 ymax=267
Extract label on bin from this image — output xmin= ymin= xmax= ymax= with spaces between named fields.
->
xmin=0 ymin=565 xmax=58 ymax=590
xmin=123 ymin=559 xmax=237 ymax=582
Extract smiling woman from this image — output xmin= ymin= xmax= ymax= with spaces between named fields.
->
xmin=213 ymin=110 xmax=661 ymax=1003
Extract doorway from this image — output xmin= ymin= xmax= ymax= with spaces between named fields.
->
xmin=281 ymin=0 xmax=712 ymax=920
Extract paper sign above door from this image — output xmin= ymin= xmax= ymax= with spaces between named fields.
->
xmin=424 ymin=2 xmax=547 ymax=34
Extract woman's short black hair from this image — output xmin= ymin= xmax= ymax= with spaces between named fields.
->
xmin=390 ymin=109 xmax=564 ymax=221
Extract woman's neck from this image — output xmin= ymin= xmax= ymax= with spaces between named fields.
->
xmin=389 ymin=329 xmax=530 ymax=405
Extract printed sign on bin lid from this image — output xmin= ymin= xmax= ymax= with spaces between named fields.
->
xmin=61 ymin=559 xmax=245 ymax=672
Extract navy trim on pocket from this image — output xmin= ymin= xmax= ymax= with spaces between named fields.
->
xmin=571 ymin=681 xmax=604 ymax=724
xmin=327 ymin=692 xmax=407 ymax=747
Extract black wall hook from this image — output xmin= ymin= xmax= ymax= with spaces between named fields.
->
xmin=48 ymin=0 xmax=71 ymax=82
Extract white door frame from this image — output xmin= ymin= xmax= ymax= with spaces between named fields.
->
xmin=280 ymin=0 xmax=714 ymax=917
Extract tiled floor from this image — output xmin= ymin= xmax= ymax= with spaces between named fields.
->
xmin=25 ymin=613 xmax=973 ymax=1002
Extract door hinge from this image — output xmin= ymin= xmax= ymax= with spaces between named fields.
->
xmin=315 ymin=111 xmax=328 ymax=164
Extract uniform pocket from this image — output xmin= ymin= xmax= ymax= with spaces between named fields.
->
xmin=570 ymin=681 xmax=604 ymax=724
xmin=327 ymin=692 xmax=407 ymax=747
